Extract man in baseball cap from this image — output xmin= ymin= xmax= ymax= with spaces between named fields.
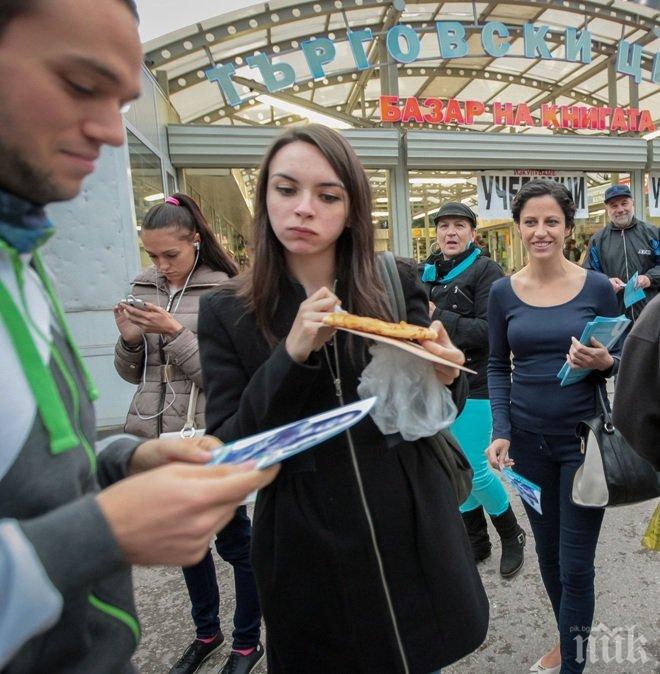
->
xmin=583 ymin=183 xmax=659 ymax=321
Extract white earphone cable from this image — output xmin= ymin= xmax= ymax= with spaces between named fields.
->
xmin=132 ymin=244 xmax=200 ymax=421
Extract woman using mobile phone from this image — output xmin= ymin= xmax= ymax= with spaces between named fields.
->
xmin=198 ymin=125 xmax=489 ymax=674
xmin=486 ymin=180 xmax=620 ymax=674
xmin=114 ymin=195 xmax=265 ymax=674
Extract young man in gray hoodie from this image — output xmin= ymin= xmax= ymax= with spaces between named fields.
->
xmin=0 ymin=2 xmax=278 ymax=671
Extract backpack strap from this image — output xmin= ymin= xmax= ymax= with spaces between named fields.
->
xmin=377 ymin=251 xmax=406 ymax=322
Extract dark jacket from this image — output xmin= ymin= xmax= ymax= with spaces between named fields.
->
xmin=197 ymin=259 xmax=488 ymax=674
xmin=583 ymin=216 xmax=660 ymax=321
xmin=421 ymin=245 xmax=504 ymax=398
xmin=613 ymin=294 xmax=660 ymax=470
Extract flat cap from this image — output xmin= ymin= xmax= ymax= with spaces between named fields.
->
xmin=432 ymin=202 xmax=477 ymax=227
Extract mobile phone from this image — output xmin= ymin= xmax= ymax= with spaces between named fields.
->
xmin=121 ymin=295 xmax=148 ymax=310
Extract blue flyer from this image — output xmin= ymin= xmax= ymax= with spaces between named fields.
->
xmin=557 ymin=315 xmax=630 ymax=387
xmin=502 ymin=468 xmax=543 ymax=515
xmin=207 ymin=397 xmax=376 ymax=470
xmin=623 ymin=272 xmax=646 ymax=309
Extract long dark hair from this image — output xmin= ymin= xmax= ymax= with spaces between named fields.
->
xmin=142 ymin=193 xmax=238 ymax=277
xmin=232 ymin=124 xmax=392 ymax=344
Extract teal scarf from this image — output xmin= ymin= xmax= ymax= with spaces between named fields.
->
xmin=422 ymin=246 xmax=481 ymax=283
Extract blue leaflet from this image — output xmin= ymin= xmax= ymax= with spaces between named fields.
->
xmin=557 ymin=315 xmax=630 ymax=387
xmin=502 ymin=468 xmax=543 ymax=515
xmin=207 ymin=397 xmax=376 ymax=469
xmin=623 ymin=272 xmax=646 ymax=309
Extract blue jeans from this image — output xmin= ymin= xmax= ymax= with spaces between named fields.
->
xmin=509 ymin=427 xmax=605 ymax=674
xmin=452 ymin=399 xmax=510 ymax=516
xmin=182 ymin=506 xmax=261 ymax=648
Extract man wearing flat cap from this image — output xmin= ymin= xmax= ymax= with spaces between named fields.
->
xmin=583 ymin=184 xmax=660 ymax=321
xmin=419 ymin=203 xmax=528 ymax=579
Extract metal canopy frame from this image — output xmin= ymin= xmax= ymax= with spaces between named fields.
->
xmin=144 ymin=0 xmax=658 ymax=133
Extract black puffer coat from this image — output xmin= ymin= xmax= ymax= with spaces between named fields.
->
xmin=421 ymin=244 xmax=504 ymax=398
xmin=198 ymin=259 xmax=489 ymax=674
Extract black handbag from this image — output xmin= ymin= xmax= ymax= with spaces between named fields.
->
xmin=572 ymin=384 xmax=660 ymax=508
xmin=378 ymin=252 xmax=473 ymax=505
xmin=421 ymin=429 xmax=474 ymax=505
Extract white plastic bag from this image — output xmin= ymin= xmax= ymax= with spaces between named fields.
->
xmin=357 ymin=343 xmax=457 ymax=441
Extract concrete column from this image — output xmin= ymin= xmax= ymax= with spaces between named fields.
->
xmin=43 ymin=141 xmax=141 ymax=427
xmin=390 ymin=131 xmax=413 ymax=257
xmin=630 ymin=169 xmax=645 ymax=218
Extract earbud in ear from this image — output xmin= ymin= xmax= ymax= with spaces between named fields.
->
xmin=194 ymin=241 xmax=201 ymax=251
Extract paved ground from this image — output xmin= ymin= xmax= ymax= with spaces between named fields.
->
xmin=133 ymin=491 xmax=659 ymax=674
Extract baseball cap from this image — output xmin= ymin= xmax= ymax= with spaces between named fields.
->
xmin=432 ymin=202 xmax=477 ymax=227
xmin=604 ymin=185 xmax=632 ymax=203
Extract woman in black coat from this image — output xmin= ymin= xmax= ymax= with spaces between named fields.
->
xmin=421 ymin=203 xmax=525 ymax=578
xmin=198 ymin=125 xmax=489 ymax=674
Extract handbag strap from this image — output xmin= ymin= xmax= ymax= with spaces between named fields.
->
xmin=595 ymin=383 xmax=614 ymax=433
xmin=377 ymin=251 xmax=406 ymax=322
xmin=180 ymin=382 xmax=199 ymax=438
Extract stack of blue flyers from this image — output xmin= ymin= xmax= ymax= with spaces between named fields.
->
xmin=502 ymin=468 xmax=543 ymax=515
xmin=557 ymin=315 xmax=630 ymax=387
xmin=207 ymin=397 xmax=376 ymax=470
xmin=624 ymin=272 xmax=646 ymax=309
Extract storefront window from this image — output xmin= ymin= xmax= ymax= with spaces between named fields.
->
xmin=570 ymin=173 xmax=631 ymax=266
xmin=408 ymin=170 xmax=632 ymax=272
xmin=407 ymin=171 xmax=476 ymax=263
xmin=369 ymin=169 xmax=391 ymax=253
xmin=127 ymin=130 xmax=164 ymax=230
xmin=166 ymin=172 xmax=176 ymax=196
xmin=183 ymin=168 xmax=253 ymax=268
xmin=181 ymin=166 xmax=390 ymax=267
xmin=643 ymin=173 xmax=660 ymax=228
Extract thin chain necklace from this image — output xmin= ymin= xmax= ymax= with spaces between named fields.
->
xmin=322 ymin=333 xmax=343 ymax=403
xmin=320 ymin=326 xmax=410 ymax=674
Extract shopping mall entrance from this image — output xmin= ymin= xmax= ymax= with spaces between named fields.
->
xmin=163 ymin=124 xmax=652 ymax=273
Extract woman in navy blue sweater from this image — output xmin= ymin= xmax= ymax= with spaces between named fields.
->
xmin=486 ymin=180 xmax=620 ymax=674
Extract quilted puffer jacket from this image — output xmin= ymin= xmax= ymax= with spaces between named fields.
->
xmin=114 ymin=264 xmax=228 ymax=438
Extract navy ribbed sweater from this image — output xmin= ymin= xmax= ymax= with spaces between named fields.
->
xmin=487 ymin=271 xmax=620 ymax=440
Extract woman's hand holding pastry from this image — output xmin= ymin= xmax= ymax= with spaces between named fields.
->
xmin=285 ymin=287 xmax=339 ymax=364
xmin=421 ymin=321 xmax=465 ymax=385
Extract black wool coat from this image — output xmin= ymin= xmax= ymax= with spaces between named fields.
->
xmin=421 ymin=247 xmax=504 ymax=398
xmin=198 ymin=258 xmax=489 ymax=674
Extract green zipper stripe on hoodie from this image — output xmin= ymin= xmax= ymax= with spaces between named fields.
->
xmin=49 ymin=346 xmax=97 ymax=472
xmin=13 ymin=260 xmax=97 ymax=471
xmin=0 ymin=277 xmax=79 ymax=453
xmin=88 ymin=594 xmax=141 ymax=645
xmin=33 ymin=251 xmax=99 ymax=400
xmin=0 ymin=241 xmax=96 ymax=458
